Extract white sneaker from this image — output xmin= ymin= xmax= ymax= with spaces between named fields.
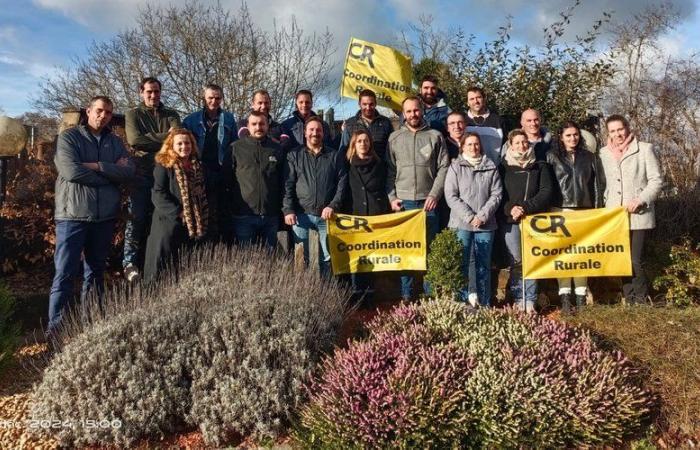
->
xmin=467 ymin=293 xmax=479 ymax=308
xmin=124 ymin=264 xmax=140 ymax=283
xmin=525 ymin=300 xmax=536 ymax=314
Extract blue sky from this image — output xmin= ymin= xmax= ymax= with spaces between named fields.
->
xmin=1 ymin=0 xmax=698 ymax=118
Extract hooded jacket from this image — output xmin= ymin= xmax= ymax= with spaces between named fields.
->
xmin=385 ymin=121 xmax=450 ymax=202
xmin=54 ymin=125 xmax=136 ymax=222
xmin=444 ymin=154 xmax=503 ymax=231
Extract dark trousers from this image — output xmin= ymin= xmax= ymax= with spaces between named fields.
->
xmin=48 ymin=219 xmax=115 ymax=334
xmin=233 ymin=215 xmax=279 ymax=249
xmin=624 ymin=229 xmax=648 ymax=303
xmin=123 ymin=175 xmax=154 ymax=269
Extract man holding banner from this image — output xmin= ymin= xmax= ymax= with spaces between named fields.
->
xmin=386 ymin=96 xmax=450 ymax=301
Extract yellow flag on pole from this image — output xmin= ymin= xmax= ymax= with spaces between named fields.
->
xmin=328 ymin=210 xmax=426 ymax=275
xmin=340 ymin=37 xmax=413 ymax=111
xmin=521 ymin=207 xmax=633 ymax=279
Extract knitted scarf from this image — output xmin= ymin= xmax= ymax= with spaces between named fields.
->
xmin=174 ymin=158 xmax=208 ymax=239
xmin=463 ymin=153 xmax=483 ymax=167
xmin=505 ymin=145 xmax=535 ymax=168
xmin=607 ymin=133 xmax=635 ymax=162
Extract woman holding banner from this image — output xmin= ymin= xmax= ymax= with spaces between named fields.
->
xmin=546 ymin=121 xmax=603 ymax=313
xmin=445 ymin=132 xmax=503 ymax=307
xmin=499 ymin=129 xmax=554 ymax=313
xmin=599 ymin=115 xmax=663 ymax=305
xmin=346 ymin=129 xmax=391 ymax=305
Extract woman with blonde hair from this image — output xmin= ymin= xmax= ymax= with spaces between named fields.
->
xmin=144 ymin=128 xmax=208 ymax=283
xmin=345 ymin=129 xmax=390 ymax=305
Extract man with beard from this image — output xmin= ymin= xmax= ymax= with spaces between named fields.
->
xmin=387 ymin=96 xmax=449 ymax=300
xmin=417 ymin=75 xmax=451 ymax=134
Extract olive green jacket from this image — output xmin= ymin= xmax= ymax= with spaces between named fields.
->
xmin=125 ymin=102 xmax=181 ymax=174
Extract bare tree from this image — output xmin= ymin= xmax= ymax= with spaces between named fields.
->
xmin=33 ymin=2 xmax=335 ymax=120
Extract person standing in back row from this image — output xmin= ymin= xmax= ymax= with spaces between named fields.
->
xmin=123 ymin=77 xmax=181 ymax=282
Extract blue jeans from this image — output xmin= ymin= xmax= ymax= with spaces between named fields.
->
xmin=501 ymin=222 xmax=537 ymax=303
xmin=48 ymin=220 xmax=115 ymax=334
xmin=233 ymin=215 xmax=279 ymax=248
xmin=456 ymin=229 xmax=494 ymax=306
xmin=292 ymin=213 xmax=331 ymax=277
xmin=400 ymin=199 xmax=439 ymax=299
xmin=123 ymin=175 xmax=154 ymax=268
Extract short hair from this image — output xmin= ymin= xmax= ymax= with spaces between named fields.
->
xmin=88 ymin=96 xmax=114 ymax=109
xmin=248 ymin=110 xmax=268 ymax=123
xmin=508 ymin=128 xmax=528 ymax=144
xmin=466 ymin=86 xmax=485 ymax=97
xmin=420 ymin=75 xmax=438 ymax=86
xmin=203 ymin=83 xmax=223 ymax=94
xmin=447 ymin=111 xmax=466 ymax=122
xmin=358 ymin=89 xmax=376 ymax=100
xmin=461 ymin=131 xmax=483 ymax=149
xmin=401 ymin=95 xmax=422 ymax=109
xmin=605 ymin=114 xmax=630 ymax=130
xmin=252 ymin=89 xmax=270 ymax=101
xmin=304 ymin=115 xmax=323 ymax=130
xmin=139 ymin=77 xmax=162 ymax=91
xmin=346 ymin=130 xmax=378 ymax=162
xmin=521 ymin=108 xmax=541 ymax=121
xmin=156 ymin=128 xmax=199 ymax=168
xmin=296 ymin=89 xmax=313 ymax=100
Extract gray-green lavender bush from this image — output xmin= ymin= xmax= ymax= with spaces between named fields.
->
xmin=30 ymin=245 xmax=347 ymax=447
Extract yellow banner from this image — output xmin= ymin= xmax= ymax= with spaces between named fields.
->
xmin=340 ymin=37 xmax=413 ymax=111
xmin=328 ymin=210 xmax=426 ymax=275
xmin=522 ymin=207 xmax=632 ymax=279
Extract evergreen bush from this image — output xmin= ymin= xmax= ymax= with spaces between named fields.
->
xmin=299 ymin=299 xmax=653 ymax=448
xmin=0 ymin=282 xmax=20 ymax=372
xmin=30 ymin=246 xmax=347 ymax=447
xmin=425 ymin=229 xmax=463 ymax=299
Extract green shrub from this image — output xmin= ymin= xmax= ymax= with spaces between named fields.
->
xmin=425 ymin=229 xmax=463 ymax=299
xmin=652 ymin=238 xmax=700 ymax=306
xmin=30 ymin=246 xmax=347 ymax=447
xmin=0 ymin=281 xmax=20 ymax=373
xmin=299 ymin=299 xmax=653 ymax=448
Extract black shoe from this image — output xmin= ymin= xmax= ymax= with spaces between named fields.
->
xmin=575 ymin=294 xmax=586 ymax=309
xmin=560 ymin=293 xmax=572 ymax=315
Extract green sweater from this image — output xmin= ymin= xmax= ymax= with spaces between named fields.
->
xmin=125 ymin=102 xmax=181 ymax=173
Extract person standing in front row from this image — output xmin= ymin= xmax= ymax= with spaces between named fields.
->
xmin=230 ymin=111 xmax=285 ymax=248
xmin=48 ymin=96 xmax=136 ymax=336
xmin=599 ymin=114 xmax=663 ymax=305
xmin=386 ymin=96 xmax=450 ymax=301
xmin=546 ymin=120 xmax=603 ymax=313
xmin=345 ymin=129 xmax=391 ymax=304
xmin=144 ymin=129 xmax=208 ymax=284
xmin=499 ymin=129 xmax=554 ymax=313
xmin=283 ymin=116 xmax=347 ymax=277
xmin=123 ymin=77 xmax=181 ymax=282
xmin=444 ymin=132 xmax=503 ymax=307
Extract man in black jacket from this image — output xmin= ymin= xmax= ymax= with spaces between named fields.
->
xmin=339 ymin=89 xmax=393 ymax=159
xmin=230 ymin=111 xmax=285 ymax=248
xmin=283 ymin=116 xmax=347 ymax=277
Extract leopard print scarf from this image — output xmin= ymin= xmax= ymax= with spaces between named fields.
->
xmin=174 ymin=159 xmax=208 ymax=239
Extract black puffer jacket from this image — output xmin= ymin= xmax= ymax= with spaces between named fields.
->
xmin=546 ymin=148 xmax=603 ymax=208
xmin=499 ymin=160 xmax=554 ymax=223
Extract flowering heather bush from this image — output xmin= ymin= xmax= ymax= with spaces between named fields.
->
xmin=299 ymin=299 xmax=653 ymax=448
xmin=30 ymin=245 xmax=347 ymax=447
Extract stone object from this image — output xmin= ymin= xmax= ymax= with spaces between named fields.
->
xmin=0 ymin=116 xmax=28 ymax=157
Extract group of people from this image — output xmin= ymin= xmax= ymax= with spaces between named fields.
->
xmin=46 ymin=74 xmax=663 ymax=334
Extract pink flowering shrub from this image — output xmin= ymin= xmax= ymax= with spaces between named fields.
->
xmin=299 ymin=299 xmax=654 ymax=448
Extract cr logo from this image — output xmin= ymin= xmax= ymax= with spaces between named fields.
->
xmin=348 ymin=43 xmax=375 ymax=69
xmin=335 ymin=215 xmax=372 ymax=232
xmin=530 ymin=215 xmax=571 ymax=237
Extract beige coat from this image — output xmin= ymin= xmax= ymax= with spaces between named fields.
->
xmin=599 ymin=139 xmax=663 ymax=230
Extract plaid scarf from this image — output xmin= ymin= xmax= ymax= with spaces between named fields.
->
xmin=174 ymin=159 xmax=208 ymax=239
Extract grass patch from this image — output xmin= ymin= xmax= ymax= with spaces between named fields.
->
xmin=566 ymin=305 xmax=700 ymax=439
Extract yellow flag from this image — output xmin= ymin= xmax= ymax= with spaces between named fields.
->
xmin=522 ymin=207 xmax=633 ymax=279
xmin=340 ymin=37 xmax=413 ymax=111
xmin=328 ymin=210 xmax=426 ymax=275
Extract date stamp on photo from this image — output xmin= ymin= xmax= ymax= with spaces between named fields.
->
xmin=0 ymin=418 xmax=122 ymax=429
